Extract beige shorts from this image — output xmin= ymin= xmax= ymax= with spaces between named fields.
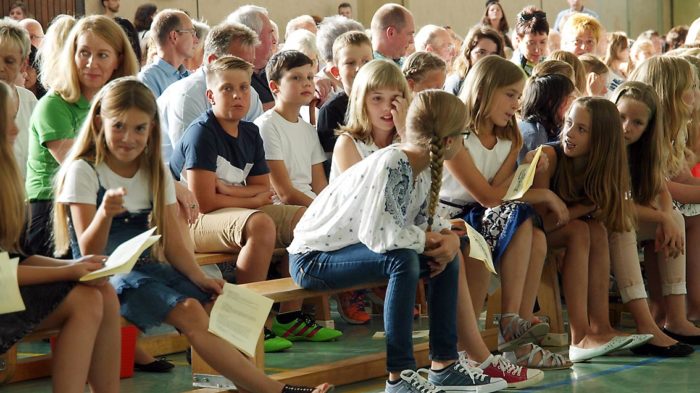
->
xmin=189 ymin=204 xmax=303 ymax=253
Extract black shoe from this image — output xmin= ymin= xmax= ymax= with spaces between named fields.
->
xmin=134 ymin=358 xmax=175 ymax=372
xmin=662 ymin=328 xmax=700 ymax=345
xmin=630 ymin=342 xmax=694 ymax=357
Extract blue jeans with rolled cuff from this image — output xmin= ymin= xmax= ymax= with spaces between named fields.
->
xmin=290 ymin=243 xmax=459 ymax=372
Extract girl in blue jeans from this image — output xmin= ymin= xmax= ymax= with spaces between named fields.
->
xmin=289 ymin=90 xmax=506 ymax=392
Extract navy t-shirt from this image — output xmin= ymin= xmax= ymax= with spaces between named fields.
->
xmin=169 ymin=109 xmax=269 ymax=181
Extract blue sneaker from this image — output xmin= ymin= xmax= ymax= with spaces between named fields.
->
xmin=385 ymin=369 xmax=445 ymax=393
xmin=429 ymin=360 xmax=507 ymax=393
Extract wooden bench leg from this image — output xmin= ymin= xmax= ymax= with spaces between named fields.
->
xmin=536 ymin=259 xmax=564 ymax=334
xmin=305 ymin=295 xmax=334 ymax=329
xmin=0 ymin=345 xmax=17 ymax=385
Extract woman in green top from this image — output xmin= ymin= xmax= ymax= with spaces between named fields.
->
xmin=25 ymin=15 xmax=139 ymax=256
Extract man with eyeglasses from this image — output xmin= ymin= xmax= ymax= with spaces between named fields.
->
xmin=100 ymin=0 xmax=142 ymax=62
xmin=18 ymin=18 xmax=43 ymax=48
xmin=511 ymin=7 xmax=549 ymax=76
xmin=414 ymin=24 xmax=456 ymax=67
xmin=139 ymin=9 xmax=197 ymax=97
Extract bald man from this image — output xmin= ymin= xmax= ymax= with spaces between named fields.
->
xmin=370 ymin=3 xmax=415 ymax=66
xmin=414 ymin=24 xmax=456 ymax=66
xmin=18 ymin=18 xmax=43 ymax=48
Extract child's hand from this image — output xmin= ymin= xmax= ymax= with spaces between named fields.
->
xmin=391 ymin=96 xmax=408 ymax=140
xmin=100 ymin=187 xmax=127 ymax=218
xmin=423 ymin=231 xmax=459 ymax=277
xmin=175 ymin=184 xmax=200 ymax=224
xmin=254 ymin=190 xmax=274 ymax=206
xmin=192 ymin=275 xmax=224 ymax=297
xmin=66 ymin=254 xmax=107 ymax=281
xmin=523 ymin=150 xmax=549 ymax=173
xmin=314 ymin=77 xmax=332 ymax=107
xmin=656 ymin=213 xmax=684 ymax=258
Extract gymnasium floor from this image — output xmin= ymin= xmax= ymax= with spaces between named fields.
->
xmin=4 ymin=307 xmax=699 ymax=393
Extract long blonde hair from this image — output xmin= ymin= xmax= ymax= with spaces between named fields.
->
xmin=38 ymin=14 xmax=76 ymax=90
xmin=48 ymin=15 xmax=139 ymax=103
xmin=548 ymin=50 xmax=587 ymax=94
xmin=612 ymin=81 xmax=666 ymax=206
xmin=459 ymin=55 xmax=524 ymax=147
xmin=54 ymin=77 xmax=168 ymax=260
xmin=0 ymin=81 xmax=25 ymax=253
xmin=554 ymin=97 xmax=634 ymax=232
xmin=338 ymin=59 xmax=411 ymax=144
xmin=629 ymin=56 xmax=694 ymax=177
xmin=405 ymin=90 xmax=467 ymax=231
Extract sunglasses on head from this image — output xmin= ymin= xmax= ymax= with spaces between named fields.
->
xmin=518 ymin=11 xmax=547 ymax=22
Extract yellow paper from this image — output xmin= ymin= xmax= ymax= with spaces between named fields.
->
xmin=208 ymin=283 xmax=274 ymax=358
xmin=0 ymin=252 xmax=26 ymax=314
xmin=451 ymin=219 xmax=496 ymax=274
xmin=466 ymin=224 xmax=496 ymax=274
xmin=80 ymin=228 xmax=160 ymax=281
xmin=503 ymin=146 xmax=543 ymax=201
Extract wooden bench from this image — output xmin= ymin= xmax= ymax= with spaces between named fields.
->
xmin=0 ymin=253 xmax=235 ymax=386
xmin=189 ymin=277 xmax=499 ymax=390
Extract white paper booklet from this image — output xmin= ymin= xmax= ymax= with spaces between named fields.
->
xmin=80 ymin=227 xmax=160 ymax=281
xmin=0 ymin=252 xmax=25 ymax=314
xmin=504 ymin=145 xmax=543 ymax=201
xmin=209 ymin=283 xmax=274 ymax=358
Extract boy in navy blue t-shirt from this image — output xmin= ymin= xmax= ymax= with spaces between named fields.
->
xmin=170 ymin=56 xmax=342 ymax=352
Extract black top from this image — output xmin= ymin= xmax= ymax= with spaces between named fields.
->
xmin=114 ymin=17 xmax=142 ymax=63
xmin=316 ymin=91 xmax=349 ymax=153
xmin=251 ymin=69 xmax=275 ymax=105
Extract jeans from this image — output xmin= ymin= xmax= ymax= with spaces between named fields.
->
xmin=290 ymin=243 xmax=459 ymax=372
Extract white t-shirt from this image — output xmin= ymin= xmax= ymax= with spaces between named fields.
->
xmin=254 ymin=110 xmax=326 ymax=198
xmin=57 ymin=160 xmax=177 ymax=211
xmin=13 ymin=86 xmax=38 ymax=179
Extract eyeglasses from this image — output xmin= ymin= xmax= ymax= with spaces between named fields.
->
xmin=518 ymin=11 xmax=547 ymax=22
xmin=176 ymin=28 xmax=197 ymax=36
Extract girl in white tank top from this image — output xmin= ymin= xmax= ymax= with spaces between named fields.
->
xmin=440 ymin=56 xmax=572 ymax=370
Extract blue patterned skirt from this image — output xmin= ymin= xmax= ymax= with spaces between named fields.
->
xmin=438 ymin=200 xmax=538 ymax=269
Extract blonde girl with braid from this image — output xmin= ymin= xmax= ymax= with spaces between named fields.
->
xmin=289 ymin=90 xmax=508 ymax=392
xmin=439 ymin=55 xmax=571 ymax=372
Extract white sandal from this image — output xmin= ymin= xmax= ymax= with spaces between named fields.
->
xmin=505 ymin=343 xmax=572 ymax=370
xmin=498 ymin=313 xmax=550 ymax=352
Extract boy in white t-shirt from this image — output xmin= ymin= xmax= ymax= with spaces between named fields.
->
xmin=0 ymin=19 xmax=38 ymax=179
xmin=254 ymin=50 xmax=327 ymax=207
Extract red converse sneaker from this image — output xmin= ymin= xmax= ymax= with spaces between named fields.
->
xmin=477 ymin=354 xmax=543 ymax=389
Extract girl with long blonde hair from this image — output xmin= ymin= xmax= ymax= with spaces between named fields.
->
xmin=440 ymin=55 xmax=570 ymax=370
xmin=0 ymin=79 xmax=122 ymax=393
xmin=606 ymin=81 xmax=696 ymax=356
xmin=331 ymin=59 xmax=411 ymax=180
xmin=631 ymin=55 xmax=700 ymax=329
xmin=533 ymin=96 xmax=650 ymax=362
xmin=53 ymin=77 xmax=332 ymax=393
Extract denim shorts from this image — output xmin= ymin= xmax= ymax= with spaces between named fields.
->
xmin=112 ymin=261 xmax=213 ymax=332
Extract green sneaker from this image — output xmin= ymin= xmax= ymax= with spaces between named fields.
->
xmin=264 ymin=327 xmax=293 ymax=352
xmin=272 ymin=313 xmax=343 ymax=342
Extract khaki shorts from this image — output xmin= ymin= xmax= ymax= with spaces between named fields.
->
xmin=190 ymin=204 xmax=303 ymax=253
